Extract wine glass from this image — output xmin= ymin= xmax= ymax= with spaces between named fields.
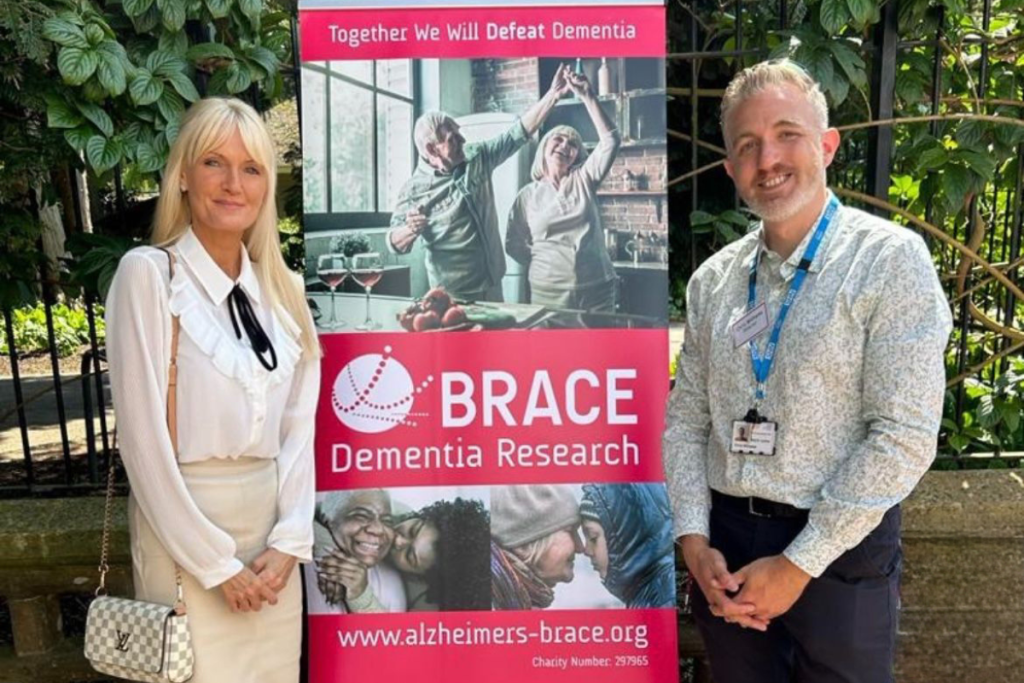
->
xmin=317 ymin=253 xmax=348 ymax=329
xmin=351 ymin=252 xmax=384 ymax=331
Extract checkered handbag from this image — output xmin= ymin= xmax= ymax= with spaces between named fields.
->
xmin=85 ymin=596 xmax=193 ymax=682
xmin=84 ymin=248 xmax=194 ymax=682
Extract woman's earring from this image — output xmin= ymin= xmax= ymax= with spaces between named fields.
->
xmin=180 ymin=185 xmax=187 ymax=193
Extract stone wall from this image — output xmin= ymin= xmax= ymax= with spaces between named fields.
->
xmin=897 ymin=469 xmax=1024 ymax=682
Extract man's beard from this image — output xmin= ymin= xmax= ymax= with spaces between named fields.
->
xmin=742 ymin=154 xmax=826 ymax=223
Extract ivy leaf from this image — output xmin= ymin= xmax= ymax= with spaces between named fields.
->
xmin=45 ymin=97 xmax=84 ymax=128
xmin=133 ymin=3 xmax=161 ymax=33
xmin=96 ymin=50 xmax=127 ymax=96
xmin=156 ymin=0 xmax=187 ymax=32
xmin=166 ymin=71 xmax=200 ymax=102
xmin=1002 ymin=403 xmax=1021 ymax=433
xmin=204 ymin=0 xmax=231 ymax=19
xmin=147 ymin=49 xmax=185 ymax=77
xmin=916 ymin=145 xmax=948 ymax=171
xmin=83 ymin=23 xmax=105 ymax=47
xmin=802 ymin=46 xmax=835 ymax=95
xmin=135 ymin=142 xmax=165 ymax=173
xmin=244 ymin=46 xmax=279 ymax=79
xmin=186 ymin=41 xmax=235 ymax=64
xmin=955 ymin=149 xmax=997 ymax=181
xmin=976 ymin=393 xmax=998 ymax=428
xmin=65 ymin=126 xmax=96 ymax=151
xmin=829 ymin=40 xmax=867 ymax=88
xmin=819 ymin=0 xmax=851 ymax=35
xmin=42 ymin=18 xmax=90 ymax=49
xmin=715 ymin=222 xmax=742 ymax=243
xmin=158 ymin=30 xmax=189 ymax=57
xmin=846 ymin=0 xmax=875 ymax=26
xmin=75 ymin=101 xmax=115 ymax=138
xmin=82 ymin=78 xmax=108 ymax=103
xmin=57 ymin=47 xmax=100 ymax=85
xmin=941 ymin=165 xmax=972 ymax=214
xmin=720 ymin=210 xmax=751 ymax=227
xmin=96 ymin=39 xmax=130 ymax=66
xmin=829 ymin=70 xmax=850 ymax=106
xmin=157 ymin=88 xmax=185 ymax=124
xmin=690 ymin=210 xmax=716 ymax=226
xmin=238 ymin=0 xmax=262 ymax=23
xmin=86 ymin=135 xmax=122 ymax=173
xmin=225 ymin=62 xmax=253 ymax=94
xmin=954 ymin=119 xmax=985 ymax=147
xmin=207 ymin=67 xmax=229 ymax=95
xmin=947 ymin=433 xmax=971 ymax=452
xmin=165 ymin=115 xmax=182 ymax=145
xmin=123 ymin=0 xmax=156 ymax=18
xmin=129 ymin=68 xmax=164 ymax=105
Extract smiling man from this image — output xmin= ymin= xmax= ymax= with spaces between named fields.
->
xmin=662 ymin=60 xmax=952 ymax=682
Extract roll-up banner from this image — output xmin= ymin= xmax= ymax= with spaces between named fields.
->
xmin=298 ymin=1 xmax=673 ymax=680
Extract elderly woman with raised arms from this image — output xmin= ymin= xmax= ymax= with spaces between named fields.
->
xmin=506 ymin=71 xmax=622 ymax=312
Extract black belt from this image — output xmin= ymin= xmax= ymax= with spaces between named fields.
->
xmin=712 ymin=489 xmax=808 ymax=520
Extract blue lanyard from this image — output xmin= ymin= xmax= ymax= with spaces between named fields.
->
xmin=747 ymin=195 xmax=839 ymax=405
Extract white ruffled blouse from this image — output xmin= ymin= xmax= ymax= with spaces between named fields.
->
xmin=105 ymin=228 xmax=319 ymax=589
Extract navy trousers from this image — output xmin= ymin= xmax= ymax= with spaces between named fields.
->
xmin=691 ymin=497 xmax=902 ymax=683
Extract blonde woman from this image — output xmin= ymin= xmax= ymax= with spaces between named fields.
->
xmin=105 ymin=98 xmax=320 ymax=682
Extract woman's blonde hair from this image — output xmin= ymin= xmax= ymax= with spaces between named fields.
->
xmin=151 ymin=97 xmax=319 ymax=358
xmin=531 ymin=125 xmax=588 ymax=181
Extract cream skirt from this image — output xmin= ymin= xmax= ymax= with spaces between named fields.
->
xmin=129 ymin=457 xmax=301 ymax=683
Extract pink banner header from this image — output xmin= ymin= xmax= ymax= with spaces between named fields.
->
xmin=299 ymin=5 xmax=665 ymax=61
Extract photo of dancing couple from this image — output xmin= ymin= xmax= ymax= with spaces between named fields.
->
xmin=300 ymin=56 xmax=667 ymax=332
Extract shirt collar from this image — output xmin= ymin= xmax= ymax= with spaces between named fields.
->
xmin=176 ymin=227 xmax=261 ymax=306
xmin=753 ymin=193 xmax=839 ymax=279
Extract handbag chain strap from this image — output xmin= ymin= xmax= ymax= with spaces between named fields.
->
xmin=97 ymin=247 xmax=186 ymax=616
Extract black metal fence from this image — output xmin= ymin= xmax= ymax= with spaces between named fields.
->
xmin=668 ymin=0 xmax=1024 ymax=461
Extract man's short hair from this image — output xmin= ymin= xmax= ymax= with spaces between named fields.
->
xmin=414 ymin=111 xmax=454 ymax=158
xmin=720 ymin=59 xmax=829 ymax=146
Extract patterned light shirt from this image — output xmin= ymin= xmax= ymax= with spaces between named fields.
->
xmin=663 ymin=198 xmax=953 ymax=577
xmin=388 ymin=120 xmax=529 ymax=300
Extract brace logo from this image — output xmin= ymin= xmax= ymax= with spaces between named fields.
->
xmin=331 ymin=345 xmax=433 ymax=434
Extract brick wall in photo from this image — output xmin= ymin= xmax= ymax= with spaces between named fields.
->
xmin=471 ymin=58 xmax=540 ymax=114
xmin=598 ymin=145 xmax=669 ymax=236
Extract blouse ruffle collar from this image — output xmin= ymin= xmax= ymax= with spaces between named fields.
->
xmin=168 ymin=230 xmax=301 ymax=388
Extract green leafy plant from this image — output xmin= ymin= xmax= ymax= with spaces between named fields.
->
xmin=39 ymin=0 xmax=293 ymax=176
xmin=331 ymin=232 xmax=372 ymax=258
xmin=0 ymin=301 xmax=105 ymax=358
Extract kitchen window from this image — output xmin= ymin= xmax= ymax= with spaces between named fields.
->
xmin=301 ymin=60 xmax=417 ymax=229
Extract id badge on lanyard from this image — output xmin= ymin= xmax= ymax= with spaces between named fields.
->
xmin=730 ymin=195 xmax=839 ymax=455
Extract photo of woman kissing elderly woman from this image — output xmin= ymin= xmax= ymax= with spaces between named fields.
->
xmin=306 ymin=488 xmax=491 ymax=613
